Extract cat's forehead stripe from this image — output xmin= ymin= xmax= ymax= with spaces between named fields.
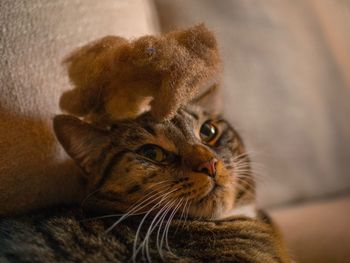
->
xmin=95 ymin=149 xmax=131 ymax=189
xmin=169 ymin=113 xmax=197 ymax=141
xmin=142 ymin=124 xmax=157 ymax=136
xmin=181 ymin=108 xmax=199 ymax=120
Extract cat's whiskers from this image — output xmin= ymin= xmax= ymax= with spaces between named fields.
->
xmin=82 ymin=181 xmax=172 ymax=222
xmin=132 ymin=186 xmax=181 ymax=262
xmin=164 ymin=198 xmax=183 ymax=257
xmin=174 ymin=197 xmax=189 ymax=234
xmin=144 ymin=198 xmax=178 ymax=262
xmin=155 ymin=199 xmax=177 ymax=259
xmin=105 ymin=182 xmax=174 ymax=233
xmin=136 ymin=191 xmax=184 ymax=262
xmin=81 ymin=172 xmax=177 ymax=212
xmin=80 ymin=211 xmax=146 ymax=222
xmin=183 ymin=200 xmax=193 ymax=227
xmin=157 ymin=197 xmax=183 ymax=260
xmin=233 ymin=154 xmax=267 ymax=175
xmin=123 ymin=181 xmax=178 ymax=216
xmin=235 ymin=169 xmax=269 ymax=185
xmin=234 ymin=160 xmax=251 ymax=169
xmin=234 ymin=159 xmax=250 ymax=166
xmin=181 ymin=199 xmax=192 ymax=230
xmin=80 ymin=188 xmax=101 ymax=209
xmin=230 ymin=152 xmax=251 ymax=163
xmin=141 ymin=198 xmax=176 ymax=260
xmin=234 ymin=149 xmax=261 ymax=160
xmin=235 ymin=174 xmax=254 ymax=181
xmin=235 ymin=170 xmax=253 ymax=177
xmin=233 ymin=157 xmax=269 ymax=184
xmin=235 ymin=178 xmax=256 ymax=200
xmin=132 ymin=190 xmax=177 ymax=261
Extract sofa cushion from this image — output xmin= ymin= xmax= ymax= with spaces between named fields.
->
xmin=270 ymin=195 xmax=350 ymax=263
xmin=155 ymin=0 xmax=350 ymax=207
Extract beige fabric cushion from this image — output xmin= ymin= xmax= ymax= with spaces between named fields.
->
xmin=270 ymin=195 xmax=350 ymax=263
xmin=0 ymin=0 xmax=159 ymax=214
xmin=155 ymin=0 xmax=350 ymax=207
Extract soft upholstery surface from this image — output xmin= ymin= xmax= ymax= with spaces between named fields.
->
xmin=0 ymin=0 xmax=159 ymax=215
xmin=270 ymin=195 xmax=350 ymax=263
xmin=155 ymin=0 xmax=350 ymax=207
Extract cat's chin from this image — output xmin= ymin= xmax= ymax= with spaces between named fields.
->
xmin=183 ymin=187 xmax=233 ymax=219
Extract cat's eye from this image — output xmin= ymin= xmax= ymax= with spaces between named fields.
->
xmin=200 ymin=121 xmax=218 ymax=143
xmin=137 ymin=144 xmax=167 ymax=162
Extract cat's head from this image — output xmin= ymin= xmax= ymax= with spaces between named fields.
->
xmin=54 ymin=92 xmax=255 ymax=220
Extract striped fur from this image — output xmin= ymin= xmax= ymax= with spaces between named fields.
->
xmin=0 ymin=208 xmax=289 ymax=262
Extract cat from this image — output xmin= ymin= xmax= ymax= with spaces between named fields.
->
xmin=0 ymin=91 xmax=290 ymax=262
xmin=0 ymin=207 xmax=289 ymax=262
xmin=48 ymin=91 xmax=290 ymax=262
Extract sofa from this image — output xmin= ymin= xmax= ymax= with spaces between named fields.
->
xmin=1 ymin=0 xmax=349 ymax=262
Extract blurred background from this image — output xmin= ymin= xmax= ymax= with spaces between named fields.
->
xmin=1 ymin=0 xmax=349 ymax=262
xmin=156 ymin=0 xmax=350 ymax=207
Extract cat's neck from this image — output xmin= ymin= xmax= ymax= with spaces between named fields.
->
xmin=214 ymin=203 xmax=257 ymax=221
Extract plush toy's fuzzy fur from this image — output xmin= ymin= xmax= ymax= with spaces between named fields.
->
xmin=60 ymin=24 xmax=221 ymax=124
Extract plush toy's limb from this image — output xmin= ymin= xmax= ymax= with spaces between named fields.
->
xmin=106 ymin=85 xmax=153 ymax=121
xmin=60 ymin=88 xmax=98 ymax=117
xmin=61 ymin=36 xmax=128 ymax=117
xmin=171 ymin=24 xmax=218 ymax=59
xmin=150 ymin=85 xmax=181 ymax=121
xmin=149 ymin=24 xmax=221 ymax=121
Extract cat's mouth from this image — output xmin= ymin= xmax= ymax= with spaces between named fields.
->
xmin=208 ymin=180 xmax=221 ymax=195
xmin=185 ymin=166 xmax=237 ymax=219
xmin=197 ymin=180 xmax=222 ymax=202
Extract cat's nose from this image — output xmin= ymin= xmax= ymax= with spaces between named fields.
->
xmin=196 ymin=158 xmax=218 ymax=178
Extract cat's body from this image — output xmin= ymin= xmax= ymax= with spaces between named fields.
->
xmin=0 ymin=207 xmax=289 ymax=263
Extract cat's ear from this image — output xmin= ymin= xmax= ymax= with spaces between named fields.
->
xmin=190 ymin=84 xmax=222 ymax=114
xmin=53 ymin=115 xmax=111 ymax=175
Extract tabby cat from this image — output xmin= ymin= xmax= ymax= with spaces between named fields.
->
xmin=0 ymin=93 xmax=289 ymax=262
xmin=49 ymin=93 xmax=290 ymax=262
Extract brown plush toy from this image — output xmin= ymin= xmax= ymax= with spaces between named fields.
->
xmin=60 ymin=24 xmax=221 ymax=124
